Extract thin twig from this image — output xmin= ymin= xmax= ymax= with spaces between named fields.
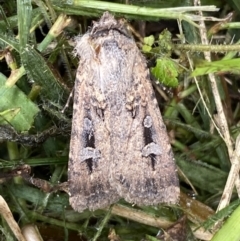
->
xmin=111 ymin=197 xmax=214 ymax=241
xmin=92 ymin=206 xmax=113 ymax=241
xmin=111 ymin=204 xmax=172 ymax=228
xmin=217 ymin=135 xmax=240 ymax=211
xmin=175 ymin=43 xmax=240 ymax=52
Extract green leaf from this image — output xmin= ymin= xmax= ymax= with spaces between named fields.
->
xmin=0 ymin=108 xmax=21 ymax=124
xmin=0 ymin=73 xmax=39 ymax=131
xmin=176 ymin=158 xmax=227 ymax=193
xmin=201 ymin=199 xmax=240 ymax=231
xmin=17 ymin=0 xmax=32 ymax=50
xmin=211 ymin=203 xmax=240 ymax=241
xmin=158 ymin=29 xmax=172 ymax=53
xmin=142 ymin=44 xmax=152 ymax=53
xmin=143 ymin=35 xmax=155 ymax=46
xmin=145 ymin=234 xmax=162 ymax=241
xmin=191 ymin=58 xmax=240 ymax=77
xmin=151 ymin=58 xmax=178 ymax=87
xmin=0 ymin=33 xmax=20 ymax=51
xmin=20 ymin=45 xmax=68 ymax=104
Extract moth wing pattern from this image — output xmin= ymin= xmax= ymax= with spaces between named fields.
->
xmin=68 ymin=32 xmax=120 ymax=212
xmin=109 ymin=45 xmax=179 ymax=204
xmin=69 ymin=12 xmax=179 ymax=212
xmin=98 ymin=19 xmax=179 ymax=205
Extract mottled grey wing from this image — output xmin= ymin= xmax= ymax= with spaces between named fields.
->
xmin=69 ymin=11 xmax=179 ymax=211
xmin=108 ymin=35 xmax=179 ymax=206
xmin=68 ymin=39 xmax=120 ymax=212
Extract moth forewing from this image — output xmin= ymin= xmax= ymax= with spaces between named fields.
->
xmin=68 ymin=32 xmax=120 ymax=213
xmin=108 ymin=44 xmax=179 ymax=205
xmin=68 ymin=12 xmax=179 ymax=212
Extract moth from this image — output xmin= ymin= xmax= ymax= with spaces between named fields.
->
xmin=68 ymin=12 xmax=179 ymax=212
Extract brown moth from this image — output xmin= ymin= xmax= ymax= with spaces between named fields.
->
xmin=68 ymin=12 xmax=179 ymax=212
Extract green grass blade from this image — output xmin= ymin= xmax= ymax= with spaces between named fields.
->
xmin=17 ymin=0 xmax=32 ymax=50
xmin=211 ymin=204 xmax=240 ymax=241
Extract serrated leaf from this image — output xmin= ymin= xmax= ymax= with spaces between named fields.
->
xmin=20 ymin=45 xmax=67 ymax=104
xmin=143 ymin=35 xmax=155 ymax=46
xmin=151 ymin=58 xmax=178 ymax=87
xmin=158 ymin=29 xmax=172 ymax=54
xmin=142 ymin=44 xmax=152 ymax=53
xmin=0 ymin=33 xmax=20 ymax=51
xmin=176 ymin=159 xmax=227 ymax=193
xmin=201 ymin=199 xmax=240 ymax=231
xmin=211 ymin=204 xmax=240 ymax=241
xmin=191 ymin=58 xmax=240 ymax=77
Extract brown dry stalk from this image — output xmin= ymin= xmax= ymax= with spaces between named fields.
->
xmin=0 ymin=195 xmax=27 ymax=241
xmin=194 ymin=0 xmax=240 ymax=211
